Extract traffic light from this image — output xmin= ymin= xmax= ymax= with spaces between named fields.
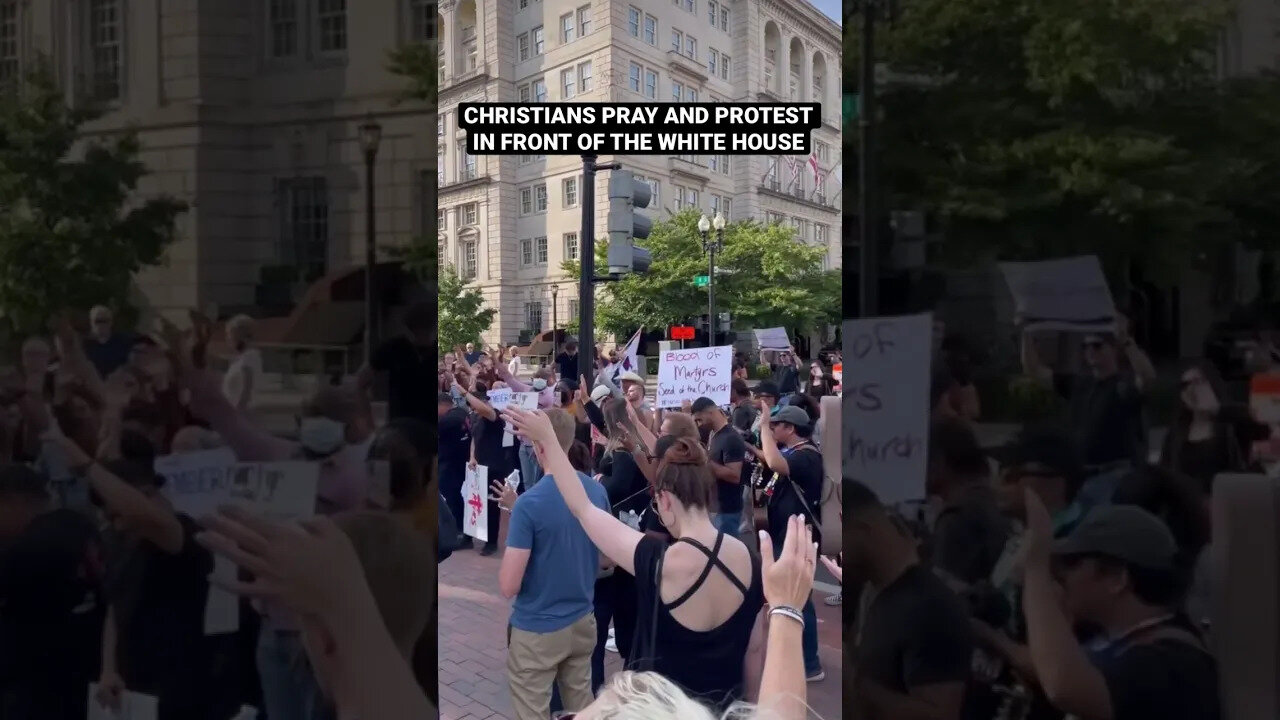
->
xmin=606 ymin=169 xmax=653 ymax=274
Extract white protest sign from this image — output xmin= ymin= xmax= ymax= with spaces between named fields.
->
xmin=487 ymin=387 xmax=513 ymax=410
xmin=842 ymin=314 xmax=933 ymax=505
xmin=503 ymin=392 xmax=541 ymax=446
xmin=999 ymin=255 xmax=1116 ymax=332
xmin=462 ymin=465 xmax=490 ymax=542
xmin=656 ymin=345 xmax=732 ymax=409
xmin=88 ymin=684 xmax=158 ymax=720
xmin=155 ymin=448 xmax=238 ymax=518
xmin=754 ymin=327 xmax=791 ymax=351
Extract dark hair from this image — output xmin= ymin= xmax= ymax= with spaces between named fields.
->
xmin=844 ymin=477 xmax=882 ymax=516
xmin=1006 ymin=425 xmax=1085 ymax=502
xmin=689 ymin=397 xmax=719 ymax=414
xmin=371 ymin=419 xmax=432 ymax=507
xmin=567 ymin=440 xmax=593 ymax=474
xmin=730 ymin=378 xmax=750 ymax=400
xmin=1078 ymin=554 xmax=1190 ymax=608
xmin=564 ymin=340 xmax=578 ymax=352
xmin=1112 ymin=465 xmax=1210 ymax=565
xmin=1161 ymin=360 xmax=1240 ymax=479
xmin=0 ymin=464 xmax=49 ymax=502
xmin=654 ymin=437 xmax=712 ymax=510
xmin=930 ymin=418 xmax=989 ymax=478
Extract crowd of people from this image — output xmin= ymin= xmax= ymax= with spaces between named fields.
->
xmin=839 ymin=314 xmax=1236 ymax=720
xmin=0 ymin=301 xmax=437 ymax=719
xmin=438 ymin=338 xmax=843 ymax=719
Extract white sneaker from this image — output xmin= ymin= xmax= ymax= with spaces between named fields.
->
xmin=823 ymin=592 xmax=841 ymax=607
xmin=605 ymin=636 xmax=618 ymax=653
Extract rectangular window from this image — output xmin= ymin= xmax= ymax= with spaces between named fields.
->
xmin=684 ymin=0 xmax=694 ymax=12
xmin=277 ymin=177 xmax=330 ymax=278
xmin=88 ymin=0 xmax=123 ymax=101
xmin=710 ymin=194 xmax=719 ymax=216
xmin=535 ymin=236 xmax=549 ymax=264
xmin=457 ymin=141 xmax=476 ymax=180
xmin=628 ymin=62 xmax=641 ymax=92
xmin=268 ymin=0 xmax=298 ymax=58
xmin=672 ymin=80 xmax=683 ymax=102
xmin=461 ymin=240 xmax=478 ymax=279
xmin=578 ymin=61 xmax=593 ymax=91
xmin=563 ymin=177 xmax=578 ymax=207
xmin=643 ymin=14 xmax=657 ymax=45
xmin=409 ymin=0 xmax=432 ymax=42
xmin=720 ymin=54 xmax=730 ymax=80
xmin=533 ymin=78 xmax=547 ymax=102
xmin=644 ymin=69 xmax=657 ymax=99
xmin=646 ymin=177 xmax=660 ymax=203
xmin=437 ymin=117 xmax=444 ymax=137
xmin=437 ymin=153 xmax=445 ymax=184
xmin=685 ymin=36 xmax=696 ymax=60
xmin=535 ymin=184 xmax=548 ymax=212
xmin=568 ymin=298 xmax=579 ymax=320
xmin=437 ymin=208 xmax=446 ymax=230
xmin=627 ymin=6 xmax=640 ymax=37
xmin=561 ymin=13 xmax=575 ymax=43
xmin=518 ymin=83 xmax=531 ymax=102
xmin=671 ymin=29 xmax=682 ymax=53
xmin=708 ymin=0 xmax=717 ymax=25
xmin=720 ymin=7 xmax=729 ymax=30
xmin=674 ymin=185 xmax=686 ymax=210
xmin=525 ymin=302 xmax=543 ymax=331
xmin=689 ymin=188 xmax=699 ymax=207
xmin=718 ymin=155 xmax=729 ymax=174
xmin=520 ymin=187 xmax=533 ymax=214
xmin=578 ymin=5 xmax=591 ymax=36
xmin=687 ymin=87 xmax=697 ymax=102
xmin=519 ymin=0 xmax=529 ymax=9
xmin=532 ymin=25 xmax=544 ymax=55
xmin=518 ymin=32 xmax=529 ymax=61
xmin=316 ymin=0 xmax=347 ymax=53
xmin=561 ymin=67 xmax=576 ymax=99
xmin=816 ymin=224 xmax=828 ymax=245
xmin=816 ymin=141 xmax=830 ymax=162
xmin=564 ymin=232 xmax=579 ymax=261
xmin=521 ymin=238 xmax=534 ymax=266
xmin=708 ymin=49 xmax=717 ymax=76
xmin=463 ymin=203 xmax=479 ymax=225
xmin=0 ymin=1 xmax=19 ymax=85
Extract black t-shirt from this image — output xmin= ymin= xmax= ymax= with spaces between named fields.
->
xmin=601 ymin=450 xmax=648 ymax=518
xmin=856 ymin=565 xmax=973 ymax=699
xmin=767 ymin=442 xmax=824 ymax=545
xmin=373 ymin=336 xmax=431 ymax=422
xmin=708 ymin=425 xmax=748 ymax=515
xmin=104 ymin=515 xmax=214 ymax=711
xmin=1055 ymin=373 xmax=1145 ymax=466
xmin=629 ymin=534 xmax=763 ymax=712
xmin=83 ymin=333 xmax=134 ymax=379
xmin=0 ymin=510 xmax=105 ymax=720
xmin=555 ymin=352 xmax=579 ymax=382
xmin=771 ymin=365 xmax=800 ymax=395
xmin=439 ymin=407 xmax=472 ymax=464
xmin=730 ymin=403 xmax=757 ymax=436
xmin=1096 ymin=618 xmax=1220 ymax=720
xmin=471 ymin=413 xmax=514 ymax=477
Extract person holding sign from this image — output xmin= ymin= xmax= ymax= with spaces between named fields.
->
xmin=458 ymin=379 xmax=510 ymax=556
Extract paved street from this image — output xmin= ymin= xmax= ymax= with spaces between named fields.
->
xmin=439 ymin=516 xmax=845 ymax=720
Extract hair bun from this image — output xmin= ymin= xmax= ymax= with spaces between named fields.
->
xmin=663 ymin=437 xmax=706 ymax=466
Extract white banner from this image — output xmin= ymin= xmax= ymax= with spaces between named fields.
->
xmin=999 ymin=255 xmax=1116 ymax=332
xmin=462 ymin=464 xmax=490 ymax=543
xmin=842 ymin=314 xmax=933 ymax=505
xmin=753 ymin=327 xmax=791 ymax=351
xmin=656 ymin=345 xmax=732 ymax=409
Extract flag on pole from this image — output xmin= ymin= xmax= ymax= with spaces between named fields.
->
xmin=603 ymin=327 xmax=644 ymax=384
xmin=808 ymin=154 xmax=820 ymax=183
xmin=785 ymin=157 xmax=801 ymax=191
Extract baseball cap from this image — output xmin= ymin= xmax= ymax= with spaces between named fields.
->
xmin=771 ymin=405 xmax=811 ymax=430
xmin=754 ymin=381 xmax=781 ymax=399
xmin=618 ymin=371 xmax=644 ymax=384
xmin=590 ymin=384 xmax=611 ymax=403
xmin=1052 ymin=505 xmax=1178 ymax=570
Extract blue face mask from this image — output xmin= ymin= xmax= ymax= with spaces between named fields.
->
xmin=531 ymin=378 xmax=547 ymax=391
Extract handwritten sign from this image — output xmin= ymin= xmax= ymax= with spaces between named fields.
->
xmin=842 ymin=314 xmax=933 ymax=505
xmin=88 ymin=684 xmax=158 ymax=720
xmin=462 ymin=464 xmax=489 ymax=542
xmin=999 ymin=255 xmax=1116 ymax=332
xmin=754 ymin=327 xmax=791 ymax=351
xmin=153 ymin=452 xmax=320 ymax=636
xmin=656 ymin=345 xmax=732 ymax=409
xmin=487 ymin=387 xmax=513 ymax=410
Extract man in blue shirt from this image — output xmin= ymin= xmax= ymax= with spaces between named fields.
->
xmin=498 ymin=408 xmax=610 ymax=720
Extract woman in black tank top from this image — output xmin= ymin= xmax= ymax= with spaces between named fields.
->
xmin=500 ymin=405 xmax=766 ymax=714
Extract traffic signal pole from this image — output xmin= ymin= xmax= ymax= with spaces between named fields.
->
xmin=579 ymin=154 xmax=600 ymax=386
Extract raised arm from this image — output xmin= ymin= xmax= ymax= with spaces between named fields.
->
xmin=757 ymin=401 xmax=791 ymax=477
xmin=503 ymin=407 xmax=643 ymax=575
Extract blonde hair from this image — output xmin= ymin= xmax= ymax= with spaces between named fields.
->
xmin=335 ymin=512 xmax=435 ymax=659
xmin=584 ymin=671 xmax=794 ymax=720
xmin=661 ymin=412 xmax=698 ymax=440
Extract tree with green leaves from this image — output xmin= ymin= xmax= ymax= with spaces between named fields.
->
xmin=0 ymin=63 xmax=186 ymax=337
xmin=864 ymin=0 xmax=1280 ymax=286
xmin=438 ymin=263 xmax=495 ymax=351
xmin=564 ymin=209 xmax=840 ymax=338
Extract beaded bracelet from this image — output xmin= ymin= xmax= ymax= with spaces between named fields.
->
xmin=769 ymin=605 xmax=805 ymax=627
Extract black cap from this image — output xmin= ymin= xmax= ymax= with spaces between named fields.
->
xmin=1052 ymin=505 xmax=1178 ymax=570
xmin=754 ymin=381 xmax=781 ymax=399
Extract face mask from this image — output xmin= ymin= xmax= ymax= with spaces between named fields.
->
xmin=299 ymin=417 xmax=346 ymax=457
xmin=531 ymin=378 xmax=547 ymax=391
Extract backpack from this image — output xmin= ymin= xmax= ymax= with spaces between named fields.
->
xmin=776 ymin=395 xmax=842 ymax=557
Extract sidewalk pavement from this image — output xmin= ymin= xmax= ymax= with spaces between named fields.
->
xmin=439 ymin=517 xmax=844 ymax=720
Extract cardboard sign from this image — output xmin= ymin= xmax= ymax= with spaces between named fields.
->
xmin=656 ymin=345 xmax=732 ymax=409
xmin=754 ymin=327 xmax=791 ymax=351
xmin=462 ymin=464 xmax=490 ymax=543
xmin=999 ymin=255 xmax=1116 ymax=332
xmin=842 ymin=314 xmax=933 ymax=505
xmin=487 ymin=387 xmax=513 ymax=410
xmin=87 ymin=684 xmax=158 ymax=720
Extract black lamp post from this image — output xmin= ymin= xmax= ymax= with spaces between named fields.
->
xmin=551 ymin=284 xmax=560 ymax=357
xmin=358 ymin=117 xmax=382 ymax=365
xmin=698 ymin=212 xmax=726 ymax=346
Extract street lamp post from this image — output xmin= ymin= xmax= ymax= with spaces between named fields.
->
xmin=358 ymin=118 xmax=383 ymax=364
xmin=698 ymin=213 xmax=726 ymax=346
xmin=551 ymin=284 xmax=560 ymax=357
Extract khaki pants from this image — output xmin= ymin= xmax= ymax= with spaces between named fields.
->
xmin=507 ymin=613 xmax=597 ymax=720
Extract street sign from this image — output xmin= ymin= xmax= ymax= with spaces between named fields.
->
xmin=670 ymin=325 xmax=696 ymax=341
xmin=694 ymin=275 xmax=709 ymax=287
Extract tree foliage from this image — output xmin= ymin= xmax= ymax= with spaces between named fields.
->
xmin=866 ymin=0 xmax=1280 ymax=282
xmin=438 ymin=263 xmax=495 ymax=351
xmin=0 ymin=64 xmax=186 ymax=335
xmin=564 ymin=209 xmax=840 ymax=337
